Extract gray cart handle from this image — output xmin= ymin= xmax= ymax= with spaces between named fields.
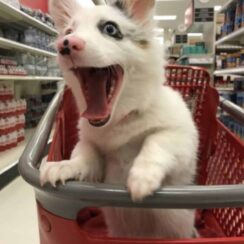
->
xmin=19 ymin=85 xmax=244 ymax=210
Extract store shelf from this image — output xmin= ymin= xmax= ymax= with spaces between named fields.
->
xmin=178 ymin=54 xmax=214 ymax=65
xmin=216 ymin=45 xmax=243 ymax=51
xmin=214 ymin=67 xmax=244 ymax=76
xmin=215 ymin=28 xmax=244 ymax=46
xmin=0 ymin=75 xmax=63 ymax=81
xmin=0 ymin=37 xmax=57 ymax=57
xmin=0 ymin=0 xmax=57 ymax=36
xmin=0 ymin=128 xmax=36 ymax=174
xmin=217 ymin=87 xmax=234 ymax=92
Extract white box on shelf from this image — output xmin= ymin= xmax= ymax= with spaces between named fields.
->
xmin=2 ymin=0 xmax=20 ymax=9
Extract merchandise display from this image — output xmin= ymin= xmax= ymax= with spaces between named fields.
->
xmin=217 ymin=77 xmax=244 ymax=139
xmin=215 ymin=78 xmax=244 ymax=108
xmin=181 ymin=43 xmax=208 ymax=55
xmin=0 ymin=1 xmax=60 ymax=157
xmin=22 ymin=54 xmax=44 ymax=76
xmin=20 ymin=5 xmax=55 ymax=28
xmin=0 ymin=26 xmax=56 ymax=53
xmin=214 ymin=1 xmax=244 ymax=138
xmin=25 ymin=81 xmax=57 ymax=128
xmin=220 ymin=115 xmax=244 ymax=139
xmin=219 ymin=0 xmax=244 ymax=37
xmin=2 ymin=0 xmax=20 ymax=9
xmin=20 ymin=53 xmax=61 ymax=76
xmin=0 ymin=56 xmax=26 ymax=76
xmin=216 ymin=49 xmax=244 ymax=69
xmin=0 ymin=84 xmax=26 ymax=152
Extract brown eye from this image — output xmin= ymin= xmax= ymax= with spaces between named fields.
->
xmin=65 ymin=28 xmax=73 ymax=35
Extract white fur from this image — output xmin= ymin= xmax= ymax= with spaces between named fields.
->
xmin=41 ymin=0 xmax=199 ymax=239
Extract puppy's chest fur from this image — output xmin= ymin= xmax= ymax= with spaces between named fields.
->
xmin=80 ymin=108 xmax=163 ymax=150
xmin=103 ymin=134 xmax=145 ymax=184
xmin=80 ymin=112 xmax=163 ymax=183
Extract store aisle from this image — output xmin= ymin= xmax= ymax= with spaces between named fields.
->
xmin=0 ymin=177 xmax=39 ymax=244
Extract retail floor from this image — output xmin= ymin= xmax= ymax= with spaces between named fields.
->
xmin=0 ymin=177 xmax=39 ymax=244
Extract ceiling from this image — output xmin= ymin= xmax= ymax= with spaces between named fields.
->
xmin=89 ymin=0 xmax=229 ymax=32
xmin=155 ymin=0 xmax=229 ymax=31
xmin=155 ymin=0 xmax=192 ymax=30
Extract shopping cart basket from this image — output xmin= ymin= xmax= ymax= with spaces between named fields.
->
xmin=19 ymin=65 xmax=244 ymax=244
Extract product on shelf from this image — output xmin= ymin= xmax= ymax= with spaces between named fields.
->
xmin=182 ymin=44 xmax=207 ymax=56
xmin=24 ymin=81 xmax=58 ymax=129
xmin=18 ymin=53 xmax=61 ymax=77
xmin=235 ymin=0 xmax=243 ymax=30
xmin=0 ymin=65 xmax=8 ymax=75
xmin=216 ymin=49 xmax=244 ymax=69
xmin=41 ymin=81 xmax=58 ymax=90
xmin=220 ymin=115 xmax=244 ymax=140
xmin=0 ymin=56 xmax=17 ymax=66
xmin=47 ymin=59 xmax=62 ymax=77
xmin=20 ymin=5 xmax=55 ymax=28
xmin=215 ymin=77 xmax=244 ymax=91
xmin=237 ymin=91 xmax=244 ymax=108
xmin=21 ymin=27 xmax=56 ymax=52
xmin=234 ymin=78 xmax=244 ymax=91
xmin=8 ymin=65 xmax=27 ymax=76
xmin=242 ymin=0 xmax=244 ymax=27
xmin=0 ymin=85 xmax=27 ymax=152
xmin=0 ymin=25 xmax=56 ymax=54
xmin=3 ymin=28 xmax=19 ymax=42
xmin=0 ymin=54 xmax=61 ymax=77
xmin=0 ymin=84 xmax=14 ymax=101
xmin=2 ymin=0 xmax=20 ymax=9
xmin=25 ymin=95 xmax=45 ymax=128
xmin=215 ymin=77 xmax=244 ymax=140
xmin=219 ymin=0 xmax=244 ymax=39
xmin=0 ymin=55 xmax=27 ymax=76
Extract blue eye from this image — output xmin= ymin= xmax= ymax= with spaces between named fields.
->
xmin=99 ymin=21 xmax=123 ymax=40
xmin=104 ymin=24 xmax=118 ymax=36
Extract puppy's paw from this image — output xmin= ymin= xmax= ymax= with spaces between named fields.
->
xmin=40 ymin=160 xmax=82 ymax=187
xmin=127 ymin=162 xmax=165 ymax=202
xmin=39 ymin=158 xmax=102 ymax=187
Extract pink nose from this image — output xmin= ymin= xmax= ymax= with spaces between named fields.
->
xmin=57 ymin=36 xmax=86 ymax=55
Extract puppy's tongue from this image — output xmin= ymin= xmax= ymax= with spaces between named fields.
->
xmin=81 ymin=69 xmax=110 ymax=120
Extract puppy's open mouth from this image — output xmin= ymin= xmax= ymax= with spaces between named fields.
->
xmin=72 ymin=65 xmax=124 ymax=127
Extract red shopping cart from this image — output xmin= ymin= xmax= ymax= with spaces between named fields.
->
xmin=19 ymin=65 xmax=244 ymax=244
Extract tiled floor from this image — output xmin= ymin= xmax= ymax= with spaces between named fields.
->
xmin=0 ymin=177 xmax=39 ymax=244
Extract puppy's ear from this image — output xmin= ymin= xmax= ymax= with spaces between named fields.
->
xmin=107 ymin=0 xmax=155 ymax=22
xmin=49 ymin=0 xmax=78 ymax=31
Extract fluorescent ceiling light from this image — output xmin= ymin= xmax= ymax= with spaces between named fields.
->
xmin=155 ymin=37 xmax=164 ymax=45
xmin=214 ymin=5 xmax=222 ymax=11
xmin=154 ymin=28 xmax=165 ymax=32
xmin=154 ymin=15 xmax=177 ymax=21
xmin=188 ymin=33 xmax=203 ymax=37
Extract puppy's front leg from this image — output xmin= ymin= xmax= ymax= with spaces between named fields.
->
xmin=127 ymin=129 xmax=196 ymax=202
xmin=40 ymin=140 xmax=103 ymax=187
